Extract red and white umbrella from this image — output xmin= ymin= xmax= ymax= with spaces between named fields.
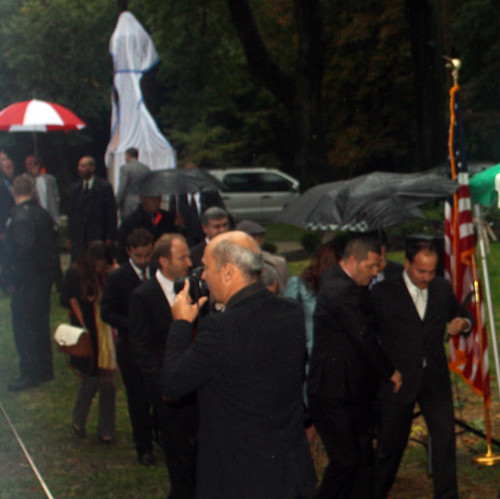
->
xmin=0 ymin=99 xmax=86 ymax=132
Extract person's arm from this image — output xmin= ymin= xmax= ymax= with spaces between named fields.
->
xmin=103 ymin=182 xmax=118 ymax=243
xmin=323 ymin=280 xmax=395 ymax=380
xmin=446 ymin=280 xmax=474 ymax=336
xmin=100 ymin=272 xmax=129 ymax=331
xmin=128 ymin=290 xmax=161 ymax=387
xmin=115 ymin=166 xmax=128 ymax=207
xmin=161 ymin=280 xmax=215 ymax=398
xmin=52 ymin=176 xmax=61 ymax=227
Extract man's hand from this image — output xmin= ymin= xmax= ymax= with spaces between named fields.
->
xmin=66 ymin=238 xmax=72 ymax=251
xmin=390 ymin=370 xmax=403 ymax=393
xmin=171 ymin=279 xmax=208 ymax=323
xmin=447 ymin=317 xmax=469 ymax=336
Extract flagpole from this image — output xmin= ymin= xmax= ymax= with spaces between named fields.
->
xmin=444 ymin=58 xmax=499 ymax=465
xmin=473 ymin=204 xmax=500 ymax=410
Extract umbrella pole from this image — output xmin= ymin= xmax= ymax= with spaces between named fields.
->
xmin=473 ymin=204 xmax=500 ymax=405
xmin=33 ymin=131 xmax=38 ymax=157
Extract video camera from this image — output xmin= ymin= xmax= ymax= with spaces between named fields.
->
xmin=174 ymin=266 xmax=210 ymax=303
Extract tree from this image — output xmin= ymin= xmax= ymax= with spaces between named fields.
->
xmin=225 ymin=0 xmax=329 ymax=182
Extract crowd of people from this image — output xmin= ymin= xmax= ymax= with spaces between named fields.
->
xmin=0 ymin=148 xmax=472 ymax=499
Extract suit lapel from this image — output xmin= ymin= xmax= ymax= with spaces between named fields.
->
xmin=151 ymin=277 xmax=173 ymax=322
xmin=395 ymin=277 xmax=423 ymax=322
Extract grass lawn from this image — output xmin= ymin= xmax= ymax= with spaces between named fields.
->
xmin=1 ymin=243 xmax=500 ymax=497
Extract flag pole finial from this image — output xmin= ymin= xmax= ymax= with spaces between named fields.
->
xmin=444 ymin=56 xmax=461 ymax=86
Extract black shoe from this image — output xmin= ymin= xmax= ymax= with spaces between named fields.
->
xmin=138 ymin=451 xmax=156 ymax=467
xmin=72 ymin=424 xmax=86 ymax=438
xmin=8 ymin=377 xmax=42 ymax=391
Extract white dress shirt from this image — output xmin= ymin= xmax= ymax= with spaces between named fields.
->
xmin=156 ymin=269 xmax=176 ymax=307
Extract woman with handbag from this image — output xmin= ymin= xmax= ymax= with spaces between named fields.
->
xmin=60 ymin=240 xmax=117 ymax=443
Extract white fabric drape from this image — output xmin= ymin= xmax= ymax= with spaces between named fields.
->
xmin=105 ymin=11 xmax=176 ymax=189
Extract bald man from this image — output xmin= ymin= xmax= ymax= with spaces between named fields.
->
xmin=161 ymin=231 xmax=316 ymax=499
xmin=67 ymin=156 xmax=117 ymax=261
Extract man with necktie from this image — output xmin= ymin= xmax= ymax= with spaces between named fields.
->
xmin=101 ymin=228 xmax=157 ymax=466
xmin=67 ymin=156 xmax=117 ymax=261
xmin=129 ymin=234 xmax=198 ymax=498
xmin=371 ymin=241 xmax=472 ymax=499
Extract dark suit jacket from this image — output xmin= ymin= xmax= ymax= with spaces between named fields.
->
xmin=170 ymin=191 xmax=226 ymax=246
xmin=161 ymin=282 xmax=317 ymax=499
xmin=68 ymin=176 xmax=117 ymax=260
xmin=129 ymin=275 xmax=173 ymax=396
xmin=0 ymin=172 xmax=14 ymax=237
xmin=371 ymin=275 xmax=471 ymax=404
xmin=383 ymin=260 xmax=404 ymax=280
xmin=189 ymin=239 xmax=206 ymax=269
xmin=308 ymin=264 xmax=394 ymax=403
xmin=116 ymin=206 xmax=178 ymax=263
xmin=101 ymin=261 xmax=146 ymax=338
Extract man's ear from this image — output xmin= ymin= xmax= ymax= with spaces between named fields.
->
xmin=222 ymin=263 xmax=233 ymax=282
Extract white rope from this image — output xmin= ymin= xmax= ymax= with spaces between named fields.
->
xmin=0 ymin=400 xmax=55 ymax=499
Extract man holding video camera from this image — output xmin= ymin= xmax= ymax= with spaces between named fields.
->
xmin=129 ymin=233 xmax=197 ymax=499
xmin=161 ymin=231 xmax=317 ymax=499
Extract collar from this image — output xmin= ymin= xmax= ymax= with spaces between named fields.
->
xmin=403 ymin=270 xmax=428 ymax=298
xmin=225 ymin=281 xmax=266 ymax=311
xmin=156 ymin=268 xmax=175 ymax=290
xmin=129 ymin=259 xmax=150 ymax=280
xmin=84 ymin=176 xmax=95 ymax=190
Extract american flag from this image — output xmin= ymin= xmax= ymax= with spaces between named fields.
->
xmin=444 ymin=85 xmax=490 ymax=404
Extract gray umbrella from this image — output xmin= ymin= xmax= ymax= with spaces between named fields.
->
xmin=138 ymin=168 xmax=224 ymax=197
xmin=274 ymin=171 xmax=459 ymax=231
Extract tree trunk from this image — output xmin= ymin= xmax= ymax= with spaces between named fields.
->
xmin=406 ymin=0 xmax=448 ymax=171
xmin=226 ymin=0 xmax=329 ymax=183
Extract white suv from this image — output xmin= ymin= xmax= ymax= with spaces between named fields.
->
xmin=208 ymin=167 xmax=300 ymax=223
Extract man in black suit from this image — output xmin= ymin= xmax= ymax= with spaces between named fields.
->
xmin=67 ymin=156 xmax=117 ymax=261
xmin=162 ymin=231 xmax=317 ymax=499
xmin=169 ymin=163 xmax=227 ymax=247
xmin=129 ymin=233 xmax=197 ymax=499
xmin=0 ymin=156 xmax=15 ymax=273
xmin=4 ymin=176 xmax=60 ymax=391
xmin=371 ymin=241 xmax=471 ymax=499
xmin=307 ymin=237 xmax=402 ymax=499
xmin=101 ymin=228 xmax=156 ymax=466
xmin=189 ymin=206 xmax=229 ymax=268
xmin=116 ymin=195 xmax=180 ymax=264
xmin=367 ymin=229 xmax=404 ymax=289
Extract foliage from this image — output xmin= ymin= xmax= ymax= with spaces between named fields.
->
xmin=451 ymin=0 xmax=500 ymax=162
xmin=322 ymin=0 xmax=416 ymax=177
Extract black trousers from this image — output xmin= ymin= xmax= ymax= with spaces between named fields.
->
xmin=11 ymin=276 xmax=54 ymax=380
xmin=116 ymin=338 xmax=155 ymax=457
xmin=309 ymin=397 xmax=374 ymax=499
xmin=373 ymin=377 xmax=458 ymax=499
xmin=153 ymin=394 xmax=198 ymax=499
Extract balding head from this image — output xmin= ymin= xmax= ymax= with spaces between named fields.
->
xmin=202 ymin=231 xmax=263 ymax=305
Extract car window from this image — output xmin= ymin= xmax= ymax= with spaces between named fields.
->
xmin=258 ymin=173 xmax=293 ymax=192
xmin=221 ymin=173 xmax=258 ymax=192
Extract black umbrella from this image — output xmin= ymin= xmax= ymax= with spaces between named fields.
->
xmin=274 ymin=171 xmax=459 ymax=232
xmin=138 ymin=168 xmax=224 ymax=197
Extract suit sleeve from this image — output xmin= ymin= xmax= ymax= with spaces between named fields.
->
xmin=445 ymin=279 xmax=474 ymax=333
xmin=103 ymin=182 xmax=118 ymax=241
xmin=129 ymin=290 xmax=161 ymax=388
xmin=52 ymin=176 xmax=61 ymax=226
xmin=115 ymin=166 xmax=128 ymax=207
xmin=320 ymin=280 xmax=394 ymax=379
xmin=101 ymin=272 xmax=128 ymax=331
xmin=161 ymin=316 xmax=222 ymax=398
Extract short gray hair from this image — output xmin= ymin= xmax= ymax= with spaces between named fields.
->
xmin=212 ymin=239 xmax=263 ymax=280
xmin=201 ymin=206 xmax=228 ymax=226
